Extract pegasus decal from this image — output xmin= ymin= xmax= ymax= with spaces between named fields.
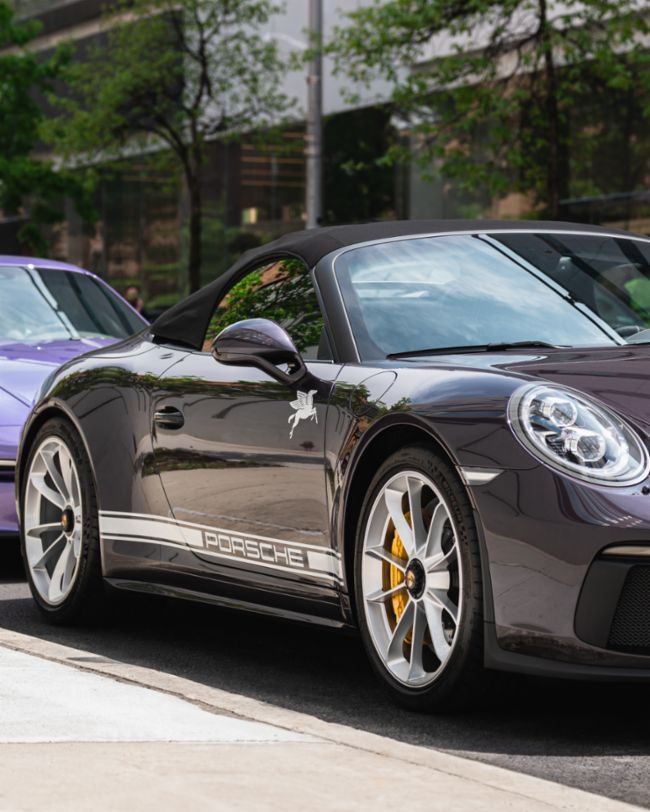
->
xmin=288 ymin=389 xmax=318 ymax=439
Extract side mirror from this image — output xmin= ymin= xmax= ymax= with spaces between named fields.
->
xmin=212 ymin=318 xmax=307 ymax=385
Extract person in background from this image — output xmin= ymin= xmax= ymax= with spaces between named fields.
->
xmin=125 ymin=285 xmax=146 ymax=316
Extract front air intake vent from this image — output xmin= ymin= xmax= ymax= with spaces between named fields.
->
xmin=608 ymin=566 xmax=650 ymax=652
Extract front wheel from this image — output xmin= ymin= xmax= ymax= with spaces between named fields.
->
xmin=354 ymin=445 xmax=485 ymax=711
xmin=21 ymin=418 xmax=105 ymax=623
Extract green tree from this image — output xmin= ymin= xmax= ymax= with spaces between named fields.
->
xmin=48 ymin=0 xmax=291 ymax=293
xmin=330 ymin=0 xmax=650 ymax=218
xmin=0 ymin=2 xmax=92 ymax=253
xmin=323 ymin=106 xmax=398 ymax=224
xmin=205 ymin=259 xmax=323 ymax=351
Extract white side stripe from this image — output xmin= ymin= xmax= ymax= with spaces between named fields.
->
xmin=307 ymin=551 xmax=342 ymax=578
xmin=99 ymin=511 xmax=343 ymax=583
xmin=103 ymin=535 xmax=340 ymax=582
xmin=100 ymin=515 xmax=203 ymax=548
xmin=100 ymin=510 xmax=341 ymax=556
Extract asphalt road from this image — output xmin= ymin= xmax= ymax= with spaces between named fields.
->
xmin=1 ymin=539 xmax=649 ymax=809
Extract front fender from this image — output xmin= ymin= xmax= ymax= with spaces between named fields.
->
xmin=323 ymin=363 xmax=538 ymax=621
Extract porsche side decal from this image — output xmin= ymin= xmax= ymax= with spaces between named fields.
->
xmin=98 ymin=511 xmax=342 ymax=583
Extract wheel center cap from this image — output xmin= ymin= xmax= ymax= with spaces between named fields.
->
xmin=405 ymin=559 xmax=425 ymax=599
xmin=60 ymin=507 xmax=74 ymax=534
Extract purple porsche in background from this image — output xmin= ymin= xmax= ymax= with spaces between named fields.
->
xmin=0 ymin=257 xmax=147 ymax=535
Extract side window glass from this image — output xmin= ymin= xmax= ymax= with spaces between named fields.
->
xmin=203 ymin=258 xmax=328 ymax=360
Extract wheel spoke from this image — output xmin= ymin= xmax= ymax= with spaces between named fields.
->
xmin=424 ymin=599 xmax=452 ymax=664
xmin=424 ymin=501 xmax=449 ymax=558
xmin=365 ymin=583 xmax=405 ymax=603
xmin=72 ymin=528 xmax=82 ymax=559
xmin=427 ymin=570 xmax=451 ymax=591
xmin=40 ymin=449 xmax=70 ymax=504
xmin=365 ymin=545 xmax=407 ymax=571
xmin=58 ymin=445 xmax=79 ymax=508
xmin=384 ymin=486 xmax=414 ymax=555
xmin=427 ymin=587 xmax=459 ymax=625
xmin=26 ymin=522 xmax=62 ymax=539
xmin=406 ymin=477 xmax=427 ymax=554
xmin=31 ymin=533 xmax=64 ymax=570
xmin=386 ymin=599 xmax=414 ymax=664
xmin=423 ymin=544 xmax=456 ymax=574
xmin=62 ymin=540 xmax=77 ymax=592
xmin=30 ymin=473 xmax=66 ymax=510
xmin=408 ymin=604 xmax=428 ymax=681
xmin=47 ymin=540 xmax=73 ymax=603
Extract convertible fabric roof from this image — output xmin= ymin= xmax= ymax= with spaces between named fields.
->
xmin=150 ymin=218 xmax=624 ymax=350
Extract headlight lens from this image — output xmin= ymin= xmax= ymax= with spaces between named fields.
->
xmin=508 ymin=384 xmax=649 ymax=486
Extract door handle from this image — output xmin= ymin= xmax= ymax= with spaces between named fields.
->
xmin=153 ymin=406 xmax=185 ymax=430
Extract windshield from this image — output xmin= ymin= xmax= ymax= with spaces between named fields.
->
xmin=0 ymin=265 xmax=145 ymax=345
xmin=334 ymin=232 xmax=650 ymax=359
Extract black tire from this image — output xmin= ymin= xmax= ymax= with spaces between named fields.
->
xmin=353 ymin=444 xmax=486 ymax=712
xmin=20 ymin=418 xmax=106 ymax=624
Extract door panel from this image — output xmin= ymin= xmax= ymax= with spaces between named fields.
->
xmin=150 ymin=350 xmax=343 ymax=591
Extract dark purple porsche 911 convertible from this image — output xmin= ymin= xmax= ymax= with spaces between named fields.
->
xmin=15 ymin=220 xmax=650 ymax=710
xmin=0 ymin=257 xmax=146 ymax=534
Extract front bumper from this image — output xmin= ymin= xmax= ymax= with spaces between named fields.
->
xmin=0 ymin=463 xmax=17 ymax=535
xmin=472 ymin=464 xmax=650 ymax=678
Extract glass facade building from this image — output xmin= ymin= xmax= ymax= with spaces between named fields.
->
xmin=8 ymin=0 xmax=647 ymax=310
xmin=3 ymin=0 xmax=400 ymax=309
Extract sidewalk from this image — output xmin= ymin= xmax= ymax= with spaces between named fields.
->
xmin=0 ymin=640 xmax=642 ymax=812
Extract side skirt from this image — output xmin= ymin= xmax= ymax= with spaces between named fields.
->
xmin=106 ymin=577 xmax=353 ymax=631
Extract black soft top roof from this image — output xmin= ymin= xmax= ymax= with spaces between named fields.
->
xmin=150 ymin=218 xmax=626 ymax=350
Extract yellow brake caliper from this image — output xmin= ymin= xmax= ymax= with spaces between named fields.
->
xmin=389 ymin=512 xmax=411 ymax=644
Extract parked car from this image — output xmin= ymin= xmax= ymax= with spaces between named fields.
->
xmin=0 ymin=257 xmax=147 ymax=535
xmin=15 ymin=221 xmax=650 ymax=710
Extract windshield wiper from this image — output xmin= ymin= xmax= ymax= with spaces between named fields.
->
xmin=485 ymin=340 xmax=562 ymax=351
xmin=387 ymin=341 xmax=560 ymax=359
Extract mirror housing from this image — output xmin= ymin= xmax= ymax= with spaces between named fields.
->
xmin=212 ymin=318 xmax=307 ymax=385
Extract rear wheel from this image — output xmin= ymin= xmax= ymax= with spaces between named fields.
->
xmin=354 ymin=445 xmax=485 ymax=711
xmin=21 ymin=418 xmax=105 ymax=623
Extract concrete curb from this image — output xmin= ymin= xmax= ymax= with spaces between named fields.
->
xmin=0 ymin=627 xmax=642 ymax=812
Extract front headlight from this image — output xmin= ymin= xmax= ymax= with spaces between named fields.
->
xmin=508 ymin=383 xmax=650 ymax=486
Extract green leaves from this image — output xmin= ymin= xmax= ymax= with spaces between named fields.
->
xmin=0 ymin=2 xmax=90 ymax=253
xmin=50 ymin=0 xmax=292 ymax=163
xmin=330 ymin=0 xmax=650 ymax=217
xmin=47 ymin=0 xmax=292 ymax=291
xmin=205 ymin=259 xmax=323 ymax=352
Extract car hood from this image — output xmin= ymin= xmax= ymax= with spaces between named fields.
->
xmin=0 ymin=337 xmax=116 ymax=405
xmin=0 ymin=338 xmax=117 ymax=458
xmin=422 ymin=345 xmax=650 ymax=433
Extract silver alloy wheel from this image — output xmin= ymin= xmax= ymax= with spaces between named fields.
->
xmin=361 ymin=470 xmax=463 ymax=687
xmin=24 ymin=436 xmax=83 ymax=606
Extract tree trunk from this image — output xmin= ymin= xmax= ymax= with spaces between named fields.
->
xmin=539 ymin=0 xmax=562 ymax=219
xmin=187 ymin=171 xmax=202 ymax=294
